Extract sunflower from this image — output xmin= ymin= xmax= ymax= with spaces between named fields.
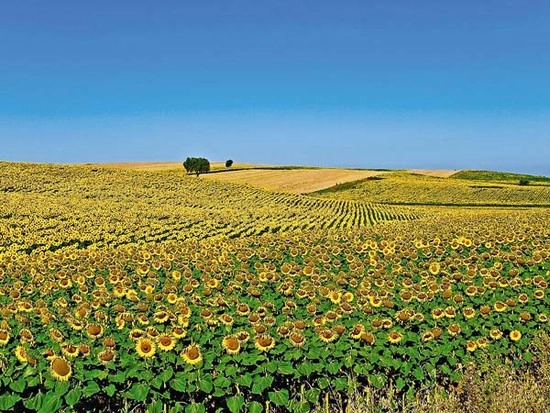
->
xmin=254 ymin=335 xmax=275 ymax=352
xmin=422 ymin=331 xmax=434 ymax=342
xmin=466 ymin=341 xmax=477 ymax=352
xmin=350 ymin=324 xmax=364 ymax=339
xmin=461 ymin=307 xmax=475 ymax=319
xmin=49 ymin=328 xmax=64 ymax=343
xmin=489 ymin=329 xmax=503 ymax=340
xmin=476 ymin=337 xmax=489 ymax=349
xmin=181 ymin=344 xmax=203 ymax=365
xmin=136 ymin=338 xmax=156 ymax=358
xmin=129 ymin=329 xmax=146 ymax=341
xmin=0 ymin=329 xmax=9 ymax=346
xmin=360 ymin=332 xmax=375 ymax=345
xmin=428 ymin=262 xmax=441 ymax=275
xmin=388 ymin=331 xmax=403 ymax=344
xmin=494 ymin=301 xmax=507 ymax=312
xmin=153 ymin=311 xmax=170 ymax=324
xmin=103 ymin=336 xmax=116 ymax=348
xmin=219 ymin=314 xmax=234 ymax=326
xmin=157 ymin=334 xmax=176 ymax=352
xmin=15 ymin=346 xmax=28 ymax=363
xmin=222 ymin=336 xmax=241 ymax=355
xmin=171 ymin=326 xmax=187 ymax=339
xmin=86 ymin=323 xmax=104 ymax=339
xmin=78 ymin=343 xmax=91 ymax=357
xmin=61 ymin=343 xmax=79 ymax=358
xmin=534 ymin=289 xmax=545 ymax=300
xmin=538 ymin=314 xmax=548 ymax=323
xmin=236 ymin=303 xmax=250 ymax=316
xmin=318 ymin=329 xmax=338 ymax=343
xmin=289 ymin=332 xmax=306 ymax=348
xmin=98 ymin=348 xmax=117 ymax=365
xmin=43 ymin=348 xmax=56 ymax=360
xmin=50 ymin=357 xmax=72 ymax=381
xmin=235 ymin=330 xmax=251 ymax=343
xmin=448 ymin=323 xmax=461 ymax=336
xmin=510 ymin=330 xmax=522 ymax=341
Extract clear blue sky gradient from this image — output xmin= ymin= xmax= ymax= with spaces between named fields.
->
xmin=1 ymin=0 xmax=549 ymax=174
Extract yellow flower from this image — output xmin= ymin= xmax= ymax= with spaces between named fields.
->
xmin=181 ymin=344 xmax=203 ymax=365
xmin=0 ymin=329 xmax=9 ymax=346
xmin=388 ymin=331 xmax=403 ymax=344
xmin=15 ymin=346 xmax=28 ymax=363
xmin=50 ymin=357 xmax=72 ymax=381
xmin=222 ymin=336 xmax=241 ymax=354
xmin=466 ymin=341 xmax=477 ymax=352
xmin=157 ymin=334 xmax=176 ymax=352
xmin=510 ymin=330 xmax=522 ymax=341
xmin=489 ymin=329 xmax=503 ymax=340
xmin=136 ymin=338 xmax=156 ymax=358
xmin=98 ymin=348 xmax=116 ymax=365
xmin=254 ymin=335 xmax=275 ymax=352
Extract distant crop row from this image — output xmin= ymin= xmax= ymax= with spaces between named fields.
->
xmin=315 ymin=172 xmax=550 ymax=206
xmin=0 ymin=163 xmax=417 ymax=254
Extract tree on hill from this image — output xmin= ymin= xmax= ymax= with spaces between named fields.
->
xmin=225 ymin=159 xmax=234 ymax=168
xmin=183 ymin=157 xmax=210 ymax=176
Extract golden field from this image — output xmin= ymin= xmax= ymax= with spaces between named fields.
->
xmin=0 ymin=161 xmax=548 ymax=413
xmin=315 ymin=171 xmax=550 ymax=206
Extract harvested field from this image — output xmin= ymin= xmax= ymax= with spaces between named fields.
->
xmin=203 ymin=168 xmax=387 ymax=193
xmin=407 ymin=169 xmax=461 ymax=178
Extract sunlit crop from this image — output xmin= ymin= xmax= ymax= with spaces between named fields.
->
xmin=0 ymin=162 xmax=548 ymax=412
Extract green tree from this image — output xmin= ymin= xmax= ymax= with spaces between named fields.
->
xmin=183 ymin=157 xmax=210 ymax=176
xmin=225 ymin=159 xmax=234 ymax=168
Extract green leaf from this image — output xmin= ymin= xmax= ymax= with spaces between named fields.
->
xmin=326 ymin=362 xmax=341 ymax=375
xmin=0 ymin=393 xmax=21 ymax=411
xmin=82 ymin=380 xmax=101 ymax=398
xmin=396 ymin=377 xmax=406 ymax=390
xmin=127 ymin=382 xmax=149 ymax=402
xmin=413 ymin=367 xmax=425 ymax=381
xmin=251 ymin=376 xmax=274 ymax=395
xmin=39 ymin=392 xmax=63 ymax=413
xmin=185 ymin=403 xmax=206 ymax=413
xmin=55 ymin=380 xmax=70 ymax=397
xmin=333 ymin=378 xmax=347 ymax=392
xmin=305 ymin=388 xmax=321 ymax=404
xmin=148 ymin=400 xmax=163 ymax=413
xmin=524 ymin=352 xmax=533 ymax=362
xmin=370 ymin=374 xmax=384 ymax=389
xmin=277 ymin=361 xmax=295 ymax=375
xmin=226 ymin=395 xmax=245 ymax=413
xmin=266 ymin=360 xmax=278 ymax=373
xmin=292 ymin=401 xmax=310 ymax=413
xmin=248 ymin=401 xmax=264 ymax=413
xmin=170 ymin=404 xmax=184 ymax=413
xmin=197 ymin=376 xmax=213 ymax=394
xmin=159 ymin=366 xmax=174 ymax=382
xmin=269 ymin=389 xmax=290 ymax=407
xmin=170 ymin=373 xmax=187 ymax=393
xmin=9 ymin=378 xmax=26 ymax=393
xmin=235 ymin=374 xmax=253 ymax=388
xmin=23 ymin=393 xmax=44 ymax=411
xmin=105 ymin=384 xmax=117 ymax=397
xmin=110 ymin=371 xmax=126 ymax=383
xmin=65 ymin=388 xmax=82 ymax=407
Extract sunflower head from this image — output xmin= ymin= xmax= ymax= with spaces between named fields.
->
xmin=157 ymin=334 xmax=176 ymax=352
xmin=136 ymin=338 xmax=156 ymax=358
xmin=182 ymin=344 xmax=203 ymax=365
xmin=222 ymin=336 xmax=241 ymax=354
xmin=254 ymin=335 xmax=275 ymax=352
xmin=50 ymin=357 xmax=72 ymax=381
xmin=98 ymin=348 xmax=117 ymax=365
xmin=510 ymin=330 xmax=522 ymax=341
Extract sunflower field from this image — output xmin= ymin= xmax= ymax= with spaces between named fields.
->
xmin=0 ymin=163 xmax=549 ymax=412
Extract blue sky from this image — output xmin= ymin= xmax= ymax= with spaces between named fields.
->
xmin=1 ymin=0 xmax=549 ymax=174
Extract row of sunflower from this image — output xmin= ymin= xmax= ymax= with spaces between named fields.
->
xmin=0 ymin=205 xmax=548 ymax=412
